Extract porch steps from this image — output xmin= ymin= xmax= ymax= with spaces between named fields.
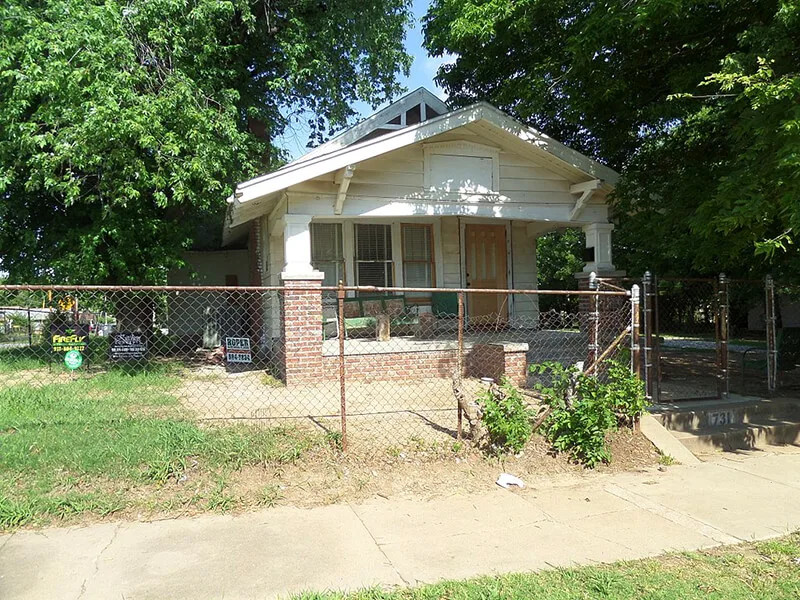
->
xmin=650 ymin=397 xmax=800 ymax=455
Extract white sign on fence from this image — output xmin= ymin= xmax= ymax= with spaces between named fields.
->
xmin=225 ymin=337 xmax=252 ymax=364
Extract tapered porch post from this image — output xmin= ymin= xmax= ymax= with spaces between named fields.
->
xmin=575 ymin=222 xmax=626 ymax=367
xmin=581 ymin=223 xmax=616 ymax=273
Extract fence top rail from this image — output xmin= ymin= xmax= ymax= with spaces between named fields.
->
xmin=657 ymin=277 xmax=717 ymax=283
xmin=0 ymin=284 xmax=631 ymax=297
xmin=337 ymin=285 xmax=630 ymax=296
xmin=0 ymin=284 xmax=286 ymax=293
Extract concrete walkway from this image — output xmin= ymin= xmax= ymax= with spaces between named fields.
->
xmin=3 ymin=450 xmax=800 ymax=600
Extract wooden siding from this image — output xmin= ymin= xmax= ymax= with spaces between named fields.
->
xmin=440 ymin=217 xmax=461 ymax=287
xmin=286 ymin=133 xmax=608 ymax=220
xmin=510 ymin=221 xmax=539 ymax=323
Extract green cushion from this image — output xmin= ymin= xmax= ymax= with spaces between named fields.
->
xmin=431 ymin=291 xmax=458 ymax=316
xmin=344 ymin=317 xmax=377 ymax=330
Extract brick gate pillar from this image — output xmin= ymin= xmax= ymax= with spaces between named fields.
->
xmin=280 ymin=272 xmax=325 ymax=386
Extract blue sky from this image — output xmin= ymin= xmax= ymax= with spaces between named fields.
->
xmin=276 ymin=0 xmax=451 ymax=159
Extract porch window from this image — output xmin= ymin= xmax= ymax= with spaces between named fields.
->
xmin=310 ymin=223 xmax=344 ymax=287
xmin=402 ymin=224 xmax=434 ymax=299
xmin=355 ymin=224 xmax=393 ymax=287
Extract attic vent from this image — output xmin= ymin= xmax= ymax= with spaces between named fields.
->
xmin=424 ymin=141 xmax=501 ymax=196
xmin=406 ymin=104 xmax=422 ymax=125
xmin=352 ymin=102 xmax=437 ymax=145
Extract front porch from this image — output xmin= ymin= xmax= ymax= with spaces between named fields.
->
xmin=321 ymin=327 xmax=585 ymax=364
xmin=275 ymin=285 xmax=598 ymax=387
xmin=264 ymin=214 xmax=619 ymax=337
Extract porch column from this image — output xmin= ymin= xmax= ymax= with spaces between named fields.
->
xmin=576 ymin=223 xmax=626 ymax=366
xmin=282 ymin=214 xmax=316 ymax=275
xmin=280 ymin=215 xmax=325 ymax=386
xmin=582 ymin=223 xmax=616 ymax=273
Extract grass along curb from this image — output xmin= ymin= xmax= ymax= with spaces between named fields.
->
xmin=293 ymin=533 xmax=800 ymax=599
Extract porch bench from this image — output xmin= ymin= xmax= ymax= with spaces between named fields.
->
xmin=342 ymin=295 xmax=419 ymax=338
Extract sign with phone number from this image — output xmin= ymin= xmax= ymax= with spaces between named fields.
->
xmin=225 ymin=337 xmax=252 ymax=364
xmin=50 ymin=324 xmax=89 ymax=353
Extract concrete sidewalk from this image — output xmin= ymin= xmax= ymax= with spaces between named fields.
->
xmin=3 ymin=451 xmax=800 ymax=599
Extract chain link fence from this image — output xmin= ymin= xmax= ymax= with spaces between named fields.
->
xmin=0 ymin=284 xmax=635 ymax=451
xmin=604 ymin=273 xmax=799 ymax=404
xmin=766 ymin=278 xmax=800 ymax=395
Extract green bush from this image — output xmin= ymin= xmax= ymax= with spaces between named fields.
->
xmin=531 ymin=360 xmax=647 ymax=467
xmin=478 ymin=377 xmax=534 ymax=454
xmin=603 ymin=359 xmax=650 ymax=426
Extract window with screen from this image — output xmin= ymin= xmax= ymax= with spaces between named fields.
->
xmin=402 ymin=224 xmax=434 ymax=299
xmin=310 ymin=223 xmax=344 ymax=287
xmin=355 ymin=224 xmax=393 ymax=287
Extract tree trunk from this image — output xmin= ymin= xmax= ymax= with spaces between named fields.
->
xmin=452 ymin=376 xmax=487 ymax=446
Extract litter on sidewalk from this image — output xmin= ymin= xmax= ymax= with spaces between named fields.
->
xmin=496 ymin=473 xmax=525 ymax=489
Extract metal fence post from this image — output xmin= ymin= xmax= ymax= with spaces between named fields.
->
xmin=653 ymin=274 xmax=663 ymax=401
xmin=456 ymin=290 xmax=464 ymax=441
xmin=631 ymin=284 xmax=641 ymax=378
xmin=765 ymin=275 xmax=777 ymax=393
xmin=27 ymin=305 xmax=32 ymax=347
xmin=337 ymin=280 xmax=348 ymax=451
xmin=717 ymin=273 xmax=730 ymax=399
xmin=642 ymin=272 xmax=655 ymax=402
xmin=588 ymin=272 xmax=599 ymax=368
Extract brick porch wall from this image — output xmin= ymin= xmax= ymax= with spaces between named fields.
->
xmin=321 ymin=351 xmax=458 ymax=381
xmin=280 ymin=279 xmax=529 ymax=385
xmin=466 ymin=343 xmax=528 ymax=387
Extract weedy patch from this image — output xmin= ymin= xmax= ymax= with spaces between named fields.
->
xmin=0 ymin=369 xmax=323 ymax=529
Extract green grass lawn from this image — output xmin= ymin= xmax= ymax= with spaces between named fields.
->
xmin=294 ymin=534 xmax=800 ymax=599
xmin=0 ymin=367 xmax=323 ymax=529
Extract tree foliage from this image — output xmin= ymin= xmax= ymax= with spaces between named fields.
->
xmin=536 ymin=228 xmax=584 ymax=311
xmin=0 ymin=0 xmax=412 ymax=283
xmin=424 ymin=0 xmax=799 ymax=278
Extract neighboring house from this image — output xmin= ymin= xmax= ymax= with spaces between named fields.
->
xmin=224 ymin=87 xmax=621 ymax=344
xmin=167 ymin=249 xmax=253 ymax=347
xmin=749 ymin=297 xmax=800 ymax=330
xmin=0 ymin=307 xmax=52 ymax=335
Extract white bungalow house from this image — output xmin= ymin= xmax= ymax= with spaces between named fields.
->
xmin=223 ymin=88 xmax=620 ymax=343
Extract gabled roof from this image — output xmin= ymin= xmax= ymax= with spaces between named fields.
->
xmin=224 ymin=95 xmax=619 ymax=243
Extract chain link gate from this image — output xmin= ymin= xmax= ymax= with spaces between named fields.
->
xmin=763 ymin=277 xmax=800 ymax=395
xmin=632 ymin=272 xmax=796 ymax=405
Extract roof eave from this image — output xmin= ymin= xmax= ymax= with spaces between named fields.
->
xmin=227 ymin=102 xmax=621 ymax=230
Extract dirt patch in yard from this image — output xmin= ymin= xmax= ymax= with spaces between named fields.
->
xmin=3 ymin=426 xmax=660 ymax=530
xmin=76 ymin=427 xmax=659 ymax=527
xmin=228 ymin=427 xmax=659 ymax=507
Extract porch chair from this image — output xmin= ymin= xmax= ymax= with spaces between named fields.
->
xmin=322 ymin=303 xmax=339 ymax=340
xmin=339 ymin=295 xmax=420 ymax=338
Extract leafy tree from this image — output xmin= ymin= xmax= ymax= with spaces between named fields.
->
xmin=424 ymin=0 xmax=799 ymax=279
xmin=0 ymin=0 xmax=412 ymax=284
xmin=536 ymin=229 xmax=584 ymax=289
xmin=536 ymin=228 xmax=584 ymax=311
